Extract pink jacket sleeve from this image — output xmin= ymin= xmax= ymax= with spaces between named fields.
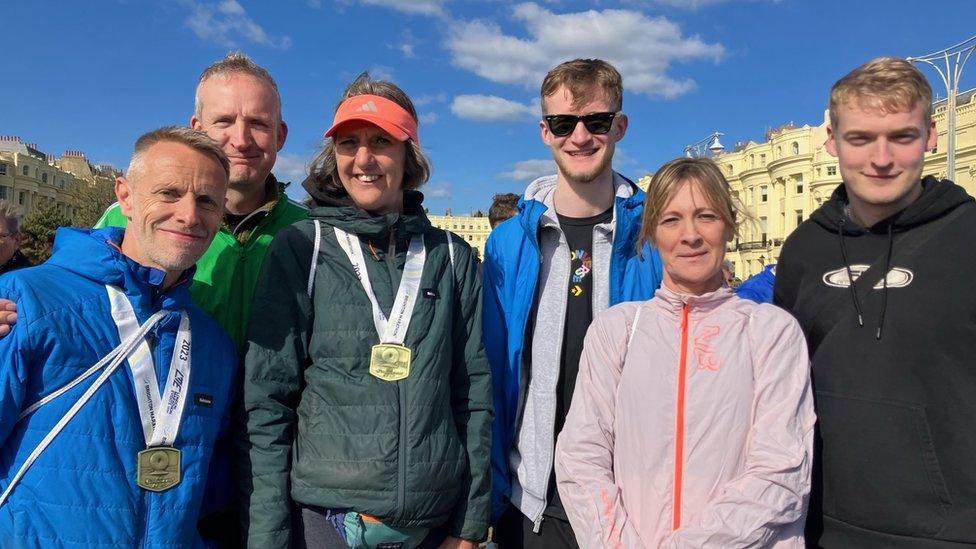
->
xmin=665 ymin=307 xmax=815 ymax=548
xmin=555 ymin=304 xmax=647 ymax=549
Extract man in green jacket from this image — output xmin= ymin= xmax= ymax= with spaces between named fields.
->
xmin=95 ymin=52 xmax=307 ymax=349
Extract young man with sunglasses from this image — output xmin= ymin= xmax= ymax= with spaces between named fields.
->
xmin=482 ymin=58 xmax=663 ymax=548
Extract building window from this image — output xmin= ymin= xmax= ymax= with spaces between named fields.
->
xmin=18 ymin=191 xmax=26 ymax=205
xmin=760 ymin=153 xmax=766 ymax=166
xmin=760 ymin=216 xmax=768 ymax=245
xmin=792 ymin=142 xmax=799 ymax=155
xmin=760 ymin=185 xmax=768 ymax=202
xmin=777 ymin=146 xmax=782 ymax=158
xmin=22 ymin=165 xmax=29 ymax=176
xmin=750 ymin=154 xmax=755 ymax=168
xmin=0 ymin=187 xmax=5 ymax=200
xmin=827 ymin=165 xmax=837 ymax=176
xmin=795 ymin=174 xmax=804 ymax=193
xmin=727 ymin=164 xmax=734 ymax=175
xmin=42 ymin=172 xmax=48 ymax=183
xmin=796 ymin=210 xmax=803 ymax=227
xmin=0 ymin=164 xmax=6 ymax=175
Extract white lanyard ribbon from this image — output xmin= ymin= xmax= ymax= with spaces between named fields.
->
xmin=0 ymin=287 xmax=183 ymax=508
xmin=333 ymin=227 xmax=426 ymax=345
xmin=106 ymin=285 xmax=191 ymax=447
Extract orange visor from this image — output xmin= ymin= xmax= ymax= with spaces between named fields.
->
xmin=324 ymin=94 xmax=419 ymax=143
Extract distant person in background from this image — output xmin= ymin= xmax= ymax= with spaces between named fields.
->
xmin=488 ymin=193 xmax=520 ymax=229
xmin=721 ymin=259 xmax=735 ymax=286
xmin=736 ymin=263 xmax=776 ymax=303
xmin=0 ymin=201 xmax=30 ymax=276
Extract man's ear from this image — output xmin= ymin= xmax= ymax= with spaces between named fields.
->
xmin=825 ymin=124 xmax=838 ymax=157
xmin=925 ymin=119 xmax=937 ymax=151
xmin=116 ymin=176 xmax=134 ymax=219
xmin=539 ymin=118 xmax=551 ymax=146
xmin=613 ymin=113 xmax=628 ymax=142
xmin=190 ymin=114 xmax=203 ymax=131
xmin=277 ymin=120 xmax=288 ymax=151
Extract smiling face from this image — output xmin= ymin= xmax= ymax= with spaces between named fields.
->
xmin=541 ymin=84 xmax=627 ymax=185
xmin=117 ymin=141 xmax=228 ymax=286
xmin=826 ymin=97 xmax=936 ymax=226
xmin=334 ymin=121 xmax=407 ymax=214
xmin=191 ymin=73 xmax=287 ymax=191
xmin=654 ymin=179 xmax=731 ymax=296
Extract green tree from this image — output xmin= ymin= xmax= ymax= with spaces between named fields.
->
xmin=20 ymin=198 xmax=73 ymax=263
xmin=72 ymin=181 xmax=117 ymax=227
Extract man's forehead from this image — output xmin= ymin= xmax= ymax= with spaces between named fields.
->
xmin=198 ymin=73 xmax=279 ymax=110
xmin=544 ymin=84 xmax=611 ymax=112
xmin=835 ymin=94 xmax=924 ymax=124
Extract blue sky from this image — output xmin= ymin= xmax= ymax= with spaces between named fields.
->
xmin=3 ymin=0 xmax=975 ymax=214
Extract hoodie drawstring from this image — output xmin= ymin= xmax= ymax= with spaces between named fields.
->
xmin=837 ymin=218 xmax=865 ymax=327
xmin=876 ymin=223 xmax=894 ymax=340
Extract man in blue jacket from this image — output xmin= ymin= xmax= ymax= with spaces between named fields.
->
xmin=484 ymin=59 xmax=663 ymax=548
xmin=0 ymin=126 xmax=238 ymax=547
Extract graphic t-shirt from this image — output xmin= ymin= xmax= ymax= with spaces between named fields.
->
xmin=545 ymin=206 xmax=613 ymax=519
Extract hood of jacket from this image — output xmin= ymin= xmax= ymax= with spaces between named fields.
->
xmin=45 ymin=226 xmax=194 ymax=312
xmin=811 ymin=175 xmax=971 ymax=235
xmin=303 ymin=176 xmax=432 ymax=238
xmin=517 ymin=171 xmax=643 ymax=233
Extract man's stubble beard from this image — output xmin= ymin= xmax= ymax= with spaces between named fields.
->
xmin=554 ymin=146 xmax=614 ymax=185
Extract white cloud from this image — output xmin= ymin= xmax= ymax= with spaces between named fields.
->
xmin=419 ymin=112 xmax=439 ymax=124
xmin=272 ymin=153 xmax=309 ymax=184
xmin=451 ymin=95 xmax=539 ymax=122
xmin=444 ymin=2 xmax=723 ymax=98
xmin=500 ymin=159 xmax=556 ymax=181
xmin=360 ymin=0 xmax=449 ymax=17
xmin=425 ymin=182 xmax=452 ymax=198
xmin=415 ymin=93 xmax=447 ymax=106
xmin=184 ymin=0 xmax=292 ymax=49
xmin=368 ymin=65 xmax=395 ymax=81
xmin=307 ymin=0 xmax=322 ymax=7
xmin=399 ymin=43 xmax=416 ymax=58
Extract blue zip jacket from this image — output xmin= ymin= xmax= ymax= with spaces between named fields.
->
xmin=0 ymin=227 xmax=237 ymax=548
xmin=482 ymin=176 xmax=663 ymax=522
xmin=735 ymin=264 xmax=776 ymax=304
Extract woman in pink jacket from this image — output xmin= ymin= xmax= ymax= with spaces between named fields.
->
xmin=555 ymin=157 xmax=815 ymax=548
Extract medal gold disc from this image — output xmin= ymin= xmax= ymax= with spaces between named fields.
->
xmin=369 ymin=343 xmax=412 ymax=381
xmin=137 ymin=447 xmax=181 ymax=492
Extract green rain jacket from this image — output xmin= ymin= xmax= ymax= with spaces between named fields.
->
xmin=238 ymin=190 xmax=492 ymax=547
xmin=94 ymin=176 xmax=308 ymax=348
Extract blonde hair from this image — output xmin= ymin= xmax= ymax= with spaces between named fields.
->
xmin=829 ymin=57 xmax=932 ymax=127
xmin=307 ymin=72 xmax=431 ymax=196
xmin=636 ymin=157 xmax=741 ymax=251
xmin=194 ymin=51 xmax=282 ymax=122
xmin=540 ymin=59 xmax=623 ymax=114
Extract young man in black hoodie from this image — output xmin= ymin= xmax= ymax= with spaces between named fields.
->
xmin=775 ymin=57 xmax=976 ymax=548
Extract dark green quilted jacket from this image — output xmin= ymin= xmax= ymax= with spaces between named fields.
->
xmin=238 ymin=191 xmax=492 ymax=547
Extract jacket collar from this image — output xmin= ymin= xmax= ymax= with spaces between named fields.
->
xmin=308 ymin=189 xmax=432 ymax=239
xmin=652 ymin=284 xmax=734 ymax=319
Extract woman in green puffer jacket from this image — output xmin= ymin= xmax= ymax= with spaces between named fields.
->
xmin=237 ymin=73 xmax=492 ymax=549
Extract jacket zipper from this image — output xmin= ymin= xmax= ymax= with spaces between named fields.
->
xmin=390 ymin=227 xmax=408 ymax=521
xmin=673 ymin=304 xmax=689 ymax=531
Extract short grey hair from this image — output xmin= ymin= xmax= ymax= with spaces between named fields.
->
xmin=0 ymin=199 xmax=23 ymax=234
xmin=127 ymin=126 xmax=230 ymax=181
xmin=194 ymin=51 xmax=282 ymax=122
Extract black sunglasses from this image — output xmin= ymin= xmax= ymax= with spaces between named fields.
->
xmin=544 ymin=112 xmax=618 ymax=137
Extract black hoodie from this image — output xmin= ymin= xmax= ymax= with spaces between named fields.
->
xmin=775 ymin=176 xmax=976 ymax=548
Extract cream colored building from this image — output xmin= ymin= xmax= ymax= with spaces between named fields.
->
xmin=715 ymin=89 xmax=976 ymax=279
xmin=0 ymin=135 xmax=118 ymax=219
xmin=428 ymin=212 xmax=492 ymax=259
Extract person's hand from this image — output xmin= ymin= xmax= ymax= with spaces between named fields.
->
xmin=437 ymin=536 xmax=479 ymax=549
xmin=0 ymin=299 xmax=16 ymax=337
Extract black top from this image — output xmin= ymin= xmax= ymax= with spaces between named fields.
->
xmin=775 ymin=176 xmax=976 ymax=547
xmin=545 ymin=206 xmax=613 ymax=519
xmin=0 ymin=250 xmax=32 ymax=276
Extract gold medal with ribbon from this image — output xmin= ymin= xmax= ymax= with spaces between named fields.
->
xmin=369 ymin=343 xmax=412 ymax=381
xmin=137 ymin=447 xmax=182 ymax=491
xmin=333 ymin=227 xmax=426 ymax=383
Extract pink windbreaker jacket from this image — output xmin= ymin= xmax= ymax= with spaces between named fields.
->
xmin=555 ymin=286 xmax=815 ymax=548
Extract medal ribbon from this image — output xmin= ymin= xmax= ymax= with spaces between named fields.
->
xmin=106 ymin=285 xmax=191 ymax=447
xmin=333 ymin=227 xmax=426 ymax=345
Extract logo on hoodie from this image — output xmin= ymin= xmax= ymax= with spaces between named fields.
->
xmin=822 ymin=265 xmax=914 ymax=289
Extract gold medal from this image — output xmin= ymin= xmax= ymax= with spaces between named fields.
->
xmin=137 ymin=447 xmax=181 ymax=492
xmin=369 ymin=343 xmax=412 ymax=381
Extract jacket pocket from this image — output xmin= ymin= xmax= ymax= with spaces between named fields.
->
xmin=817 ymin=392 xmax=951 ymax=537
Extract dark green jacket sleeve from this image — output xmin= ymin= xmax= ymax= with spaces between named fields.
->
xmin=446 ymin=235 xmax=494 ymax=541
xmin=237 ymin=223 xmax=315 ymax=549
